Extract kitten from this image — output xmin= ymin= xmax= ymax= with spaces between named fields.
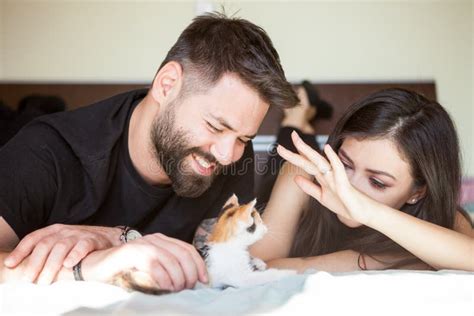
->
xmin=109 ymin=194 xmax=296 ymax=294
xmin=198 ymin=194 xmax=296 ymax=289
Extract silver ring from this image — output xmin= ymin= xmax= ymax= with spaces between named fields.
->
xmin=320 ymin=168 xmax=332 ymax=175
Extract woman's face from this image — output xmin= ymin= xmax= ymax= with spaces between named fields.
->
xmin=336 ymin=136 xmax=424 ymax=227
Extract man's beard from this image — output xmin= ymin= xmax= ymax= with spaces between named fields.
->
xmin=150 ymin=102 xmax=222 ymax=198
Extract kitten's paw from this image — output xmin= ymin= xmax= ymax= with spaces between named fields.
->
xmin=250 ymin=257 xmax=267 ymax=271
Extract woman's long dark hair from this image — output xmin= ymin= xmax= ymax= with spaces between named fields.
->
xmin=290 ymin=88 xmax=463 ymax=268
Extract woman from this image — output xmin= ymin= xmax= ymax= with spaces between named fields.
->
xmin=250 ymin=87 xmax=473 ymax=271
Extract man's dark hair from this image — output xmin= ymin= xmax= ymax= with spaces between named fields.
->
xmin=158 ymin=12 xmax=298 ymax=109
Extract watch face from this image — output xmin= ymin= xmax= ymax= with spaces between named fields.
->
xmin=126 ymin=229 xmax=142 ymax=242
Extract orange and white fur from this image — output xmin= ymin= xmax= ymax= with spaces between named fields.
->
xmin=202 ymin=194 xmax=296 ymax=288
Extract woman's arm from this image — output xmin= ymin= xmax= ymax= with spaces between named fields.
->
xmin=249 ymin=162 xmax=312 ymax=261
xmin=266 ymin=250 xmax=431 ymax=273
xmin=365 ymin=205 xmax=473 ymax=271
xmin=278 ymin=132 xmax=474 ymax=271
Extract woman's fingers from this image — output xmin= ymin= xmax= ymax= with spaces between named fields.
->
xmin=277 ymin=142 xmax=331 ymax=189
xmin=290 ymin=131 xmax=331 ymax=173
xmin=276 ymin=144 xmax=320 ymax=177
xmin=323 ymin=144 xmax=350 ymax=186
xmin=294 ymin=176 xmax=322 ymax=201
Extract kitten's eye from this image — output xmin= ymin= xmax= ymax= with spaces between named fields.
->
xmin=206 ymin=122 xmax=222 ymax=133
xmin=246 ymin=221 xmax=256 ymax=233
xmin=370 ymin=178 xmax=386 ymax=190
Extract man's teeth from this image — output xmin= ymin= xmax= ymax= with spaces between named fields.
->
xmin=195 ymin=155 xmax=211 ymax=168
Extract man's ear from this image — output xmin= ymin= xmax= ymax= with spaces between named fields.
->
xmin=150 ymin=61 xmax=184 ymax=105
xmin=406 ymin=185 xmax=427 ymax=205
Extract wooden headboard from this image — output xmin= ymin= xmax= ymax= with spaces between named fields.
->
xmin=0 ymin=81 xmax=436 ymax=136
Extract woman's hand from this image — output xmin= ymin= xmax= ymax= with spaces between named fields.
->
xmin=277 ymin=131 xmax=378 ymax=226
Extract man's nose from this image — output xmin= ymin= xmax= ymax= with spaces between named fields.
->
xmin=211 ymin=137 xmax=237 ymax=166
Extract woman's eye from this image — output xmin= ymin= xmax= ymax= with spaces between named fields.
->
xmin=342 ymin=161 xmax=352 ymax=170
xmin=207 ymin=122 xmax=222 ymax=133
xmin=370 ymin=178 xmax=386 ymax=189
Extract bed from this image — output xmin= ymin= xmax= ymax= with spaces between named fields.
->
xmin=1 ymin=269 xmax=472 ymax=315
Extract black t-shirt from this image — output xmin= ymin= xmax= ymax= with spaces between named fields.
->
xmin=0 ymin=89 xmax=254 ymax=243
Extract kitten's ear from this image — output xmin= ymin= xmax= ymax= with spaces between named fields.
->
xmin=245 ymin=199 xmax=257 ymax=212
xmin=223 ymin=194 xmax=239 ymax=209
xmin=249 ymin=198 xmax=257 ymax=208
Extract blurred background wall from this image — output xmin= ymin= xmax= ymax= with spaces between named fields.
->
xmin=0 ymin=0 xmax=472 ymax=176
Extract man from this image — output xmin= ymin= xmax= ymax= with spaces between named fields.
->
xmin=0 ymin=13 xmax=298 ymax=291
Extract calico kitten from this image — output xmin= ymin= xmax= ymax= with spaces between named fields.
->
xmin=109 ymin=194 xmax=296 ymax=294
xmin=199 ymin=194 xmax=296 ymax=288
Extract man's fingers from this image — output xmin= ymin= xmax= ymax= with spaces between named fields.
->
xmin=4 ymin=234 xmax=44 ymax=268
xmin=63 ymin=239 xmax=95 ymax=268
xmin=145 ymin=243 xmax=187 ymax=291
xmin=22 ymin=239 xmax=57 ymax=282
xmin=155 ymin=234 xmax=207 ymax=284
xmin=36 ymin=242 xmax=71 ymax=285
xmin=149 ymin=262 xmax=174 ymax=291
xmin=4 ymin=225 xmax=62 ymax=268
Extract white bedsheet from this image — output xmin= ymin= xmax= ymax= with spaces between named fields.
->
xmin=0 ymin=270 xmax=472 ymax=315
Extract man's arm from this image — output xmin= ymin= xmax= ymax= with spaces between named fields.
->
xmin=0 ymin=217 xmax=19 ymax=251
xmin=3 ymin=223 xmax=123 ymax=284
xmin=0 ymin=123 xmax=123 ymax=284
xmin=1 ymin=233 xmax=209 ymax=292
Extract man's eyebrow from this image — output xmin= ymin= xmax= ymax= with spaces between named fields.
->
xmin=209 ymin=114 xmax=256 ymax=139
xmin=340 ymin=148 xmax=397 ymax=181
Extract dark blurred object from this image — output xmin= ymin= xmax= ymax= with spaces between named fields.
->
xmin=302 ymin=80 xmax=333 ymax=119
xmin=17 ymin=94 xmax=66 ymax=115
xmin=0 ymin=100 xmax=15 ymax=146
xmin=0 ymin=94 xmax=66 ymax=147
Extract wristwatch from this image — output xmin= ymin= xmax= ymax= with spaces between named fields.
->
xmin=118 ymin=226 xmax=142 ymax=243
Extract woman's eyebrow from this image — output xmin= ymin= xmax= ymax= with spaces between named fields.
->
xmin=340 ymin=148 xmax=397 ymax=180
xmin=366 ymin=169 xmax=397 ymax=181
xmin=339 ymin=149 xmax=354 ymax=164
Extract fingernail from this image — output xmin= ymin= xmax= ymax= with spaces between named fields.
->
xmin=4 ymin=258 xmax=13 ymax=266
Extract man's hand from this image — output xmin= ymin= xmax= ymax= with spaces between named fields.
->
xmin=3 ymin=224 xmax=122 ymax=284
xmin=82 ymin=233 xmax=208 ymax=292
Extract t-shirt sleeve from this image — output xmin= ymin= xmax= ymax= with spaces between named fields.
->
xmin=0 ymin=122 xmax=59 ymax=239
